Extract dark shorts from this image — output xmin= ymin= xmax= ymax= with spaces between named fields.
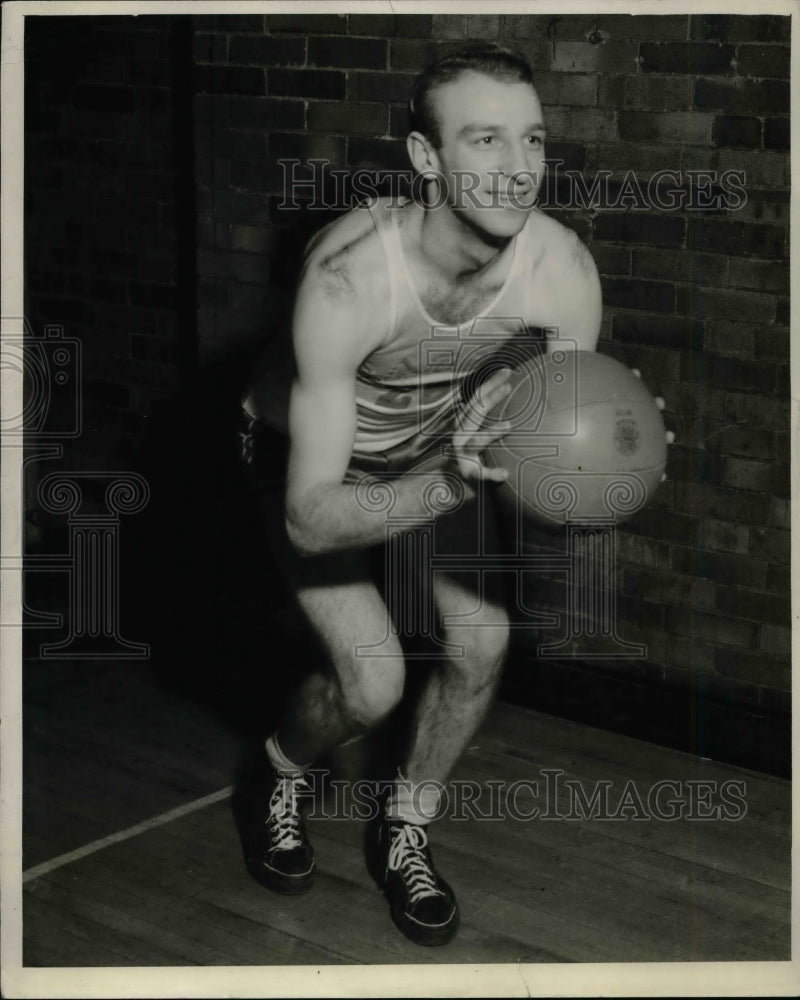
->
xmin=236 ymin=409 xmax=509 ymax=605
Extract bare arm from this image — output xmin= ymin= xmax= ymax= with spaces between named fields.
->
xmin=284 ymin=255 xmax=512 ymax=556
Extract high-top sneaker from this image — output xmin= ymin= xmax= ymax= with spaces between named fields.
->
xmin=246 ymin=767 xmax=315 ymax=895
xmin=369 ymin=818 xmax=459 ymax=946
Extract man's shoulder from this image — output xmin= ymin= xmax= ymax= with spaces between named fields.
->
xmin=301 ymin=200 xmax=392 ymax=304
xmin=527 ymin=208 xmax=597 ymax=281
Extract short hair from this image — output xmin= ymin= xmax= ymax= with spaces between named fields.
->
xmin=408 ymin=43 xmax=536 ymax=148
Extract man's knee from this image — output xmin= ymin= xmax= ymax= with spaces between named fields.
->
xmin=341 ymin=659 xmax=405 ymax=728
xmin=444 ymin=606 xmax=510 ymax=685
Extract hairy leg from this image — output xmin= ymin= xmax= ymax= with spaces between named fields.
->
xmin=276 ymin=562 xmax=405 ymax=765
xmin=401 ymin=489 xmax=510 ymax=786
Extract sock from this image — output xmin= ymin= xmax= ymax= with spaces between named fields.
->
xmin=385 ymin=770 xmax=442 ymax=826
xmin=265 ymin=733 xmax=308 ymax=778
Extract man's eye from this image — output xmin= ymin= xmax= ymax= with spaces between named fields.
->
xmin=477 ymin=136 xmax=497 ymax=145
xmin=527 ymin=135 xmax=544 ymax=147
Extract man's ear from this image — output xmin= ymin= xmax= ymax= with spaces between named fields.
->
xmin=407 ymin=130 xmax=440 ymax=176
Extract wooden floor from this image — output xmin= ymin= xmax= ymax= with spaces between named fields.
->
xmin=22 ymin=659 xmax=790 ymax=966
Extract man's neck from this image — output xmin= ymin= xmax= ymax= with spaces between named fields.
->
xmin=417 ymin=203 xmax=512 ymax=282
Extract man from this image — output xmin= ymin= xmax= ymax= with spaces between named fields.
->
xmin=240 ymin=43 xmax=603 ymax=946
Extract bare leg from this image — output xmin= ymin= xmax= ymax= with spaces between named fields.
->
xmin=402 ymin=570 xmax=509 ymax=785
xmin=276 ymin=568 xmax=405 ymax=765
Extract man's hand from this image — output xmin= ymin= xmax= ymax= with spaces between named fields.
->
xmin=631 ymin=368 xmax=675 ymax=483
xmin=450 ymin=368 xmax=515 ymax=483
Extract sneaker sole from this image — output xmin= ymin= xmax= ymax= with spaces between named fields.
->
xmin=247 ymin=861 xmax=315 ymax=896
xmin=390 ymin=902 xmax=460 ymax=947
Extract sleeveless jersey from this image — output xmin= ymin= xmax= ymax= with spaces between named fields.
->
xmin=242 ymin=196 xmax=543 ymax=462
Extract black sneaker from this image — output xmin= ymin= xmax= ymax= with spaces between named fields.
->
xmin=369 ymin=818 xmax=459 ymax=946
xmin=246 ymin=768 xmax=315 ymax=895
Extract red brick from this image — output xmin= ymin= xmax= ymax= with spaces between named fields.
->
xmin=769 ymin=498 xmax=791 ymax=530
xmin=712 ymin=115 xmax=761 ymax=148
xmin=765 ymin=562 xmax=790 ymax=594
xmin=728 ymin=258 xmax=788 ymax=295
xmin=686 ymin=219 xmax=785 ymax=259
xmin=229 ymin=97 xmax=305 ymax=132
xmin=709 ymin=425 xmax=772 ymax=461
xmin=736 ymin=44 xmax=790 ymax=79
xmin=270 ymin=132 xmax=346 ymax=164
xmin=640 ymin=42 xmax=734 ymax=75
xmin=616 ymin=531 xmax=671 ymax=569
xmin=267 ymin=14 xmax=347 ymax=34
xmin=195 ymin=65 xmax=266 ymax=97
xmin=764 ymin=117 xmax=789 ymax=151
xmin=502 ymin=15 xmax=591 ymax=40
xmin=665 ymin=637 xmax=716 ymax=673
xmin=760 ymin=625 xmax=791 ymax=658
xmin=543 ymin=107 xmax=618 ymax=143
xmin=551 ymin=41 xmax=637 ymax=74
xmin=673 ymin=482 xmax=770 ymax=525
xmin=665 ymin=607 xmax=757 ymax=648
xmin=389 ymin=39 xmax=463 ymax=72
xmin=775 ymin=297 xmax=789 ymax=326
xmin=695 ymin=78 xmax=789 ymax=114
xmin=347 ymin=71 xmax=415 ymax=103
xmin=618 ymin=111 xmax=714 ymax=146
xmin=755 ymin=326 xmax=788 ymax=361
xmin=603 ymin=277 xmax=675 ymax=313
xmin=229 ymin=35 xmax=305 ymax=66
xmin=623 ymin=76 xmax=692 ymax=111
xmin=432 ymin=15 xmax=468 ymax=39
xmin=533 ymin=73 xmax=596 ymax=108
xmin=671 ymin=546 xmax=767 ymax=589
xmin=268 ymin=68 xmax=345 ymax=99
xmin=711 ymin=148 xmax=789 ymax=188
xmin=692 ymin=288 xmax=778 ymax=325
xmin=628 ymin=509 xmax=693 ymax=546
xmin=695 ymin=517 xmax=749 ymax=555
xmin=750 ymin=528 xmax=790 ymax=566
xmin=721 ymin=456 xmax=773 ymax=492
xmin=612 ymin=312 xmax=701 ymax=351
xmin=594 ymin=212 xmax=685 ymax=248
xmin=702 ymin=355 xmax=776 ymax=393
xmin=623 ymin=566 xmax=715 ymax=610
xmin=596 ymin=76 xmax=626 ymax=108
xmin=543 ymin=142 xmax=586 ymax=172
xmin=714 ymin=649 xmax=789 ymax=688
xmin=590 ymin=244 xmax=630 ymax=276
xmin=586 ymin=144 xmax=679 ymax=177
xmin=308 ymin=36 xmax=386 ymax=70
xmin=632 ymin=248 xmax=728 ymax=287
xmin=716 ymin=585 xmax=790 ymax=626
xmin=616 ymin=595 xmax=664 ymax=631
xmin=346 ymin=138 xmax=408 ymax=172
xmin=722 ymin=391 xmax=789 ymax=429
xmin=597 ymin=15 xmax=689 ymax=41
xmin=348 ymin=14 xmax=432 ymax=38
xmin=307 ymin=101 xmax=388 ymax=136
xmin=690 ymin=14 xmax=789 ymax=43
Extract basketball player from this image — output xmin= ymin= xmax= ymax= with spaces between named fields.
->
xmin=239 ymin=43 xmax=669 ymax=946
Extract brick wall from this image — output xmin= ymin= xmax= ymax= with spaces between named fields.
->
xmin=191 ymin=12 xmax=790 ymax=718
xmin=25 ymin=15 xmax=184 ymax=474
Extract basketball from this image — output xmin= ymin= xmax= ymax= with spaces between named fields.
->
xmin=484 ymin=350 xmax=668 ymax=528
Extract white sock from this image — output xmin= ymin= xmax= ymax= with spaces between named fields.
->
xmin=265 ymin=734 xmax=307 ymax=777
xmin=385 ymin=770 xmax=442 ymax=826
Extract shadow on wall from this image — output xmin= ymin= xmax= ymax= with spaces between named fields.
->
xmin=123 ymin=170 xmax=409 ymax=738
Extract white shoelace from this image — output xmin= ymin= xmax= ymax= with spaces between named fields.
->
xmin=267 ymin=774 xmax=309 ymax=851
xmin=387 ymin=824 xmax=444 ymax=904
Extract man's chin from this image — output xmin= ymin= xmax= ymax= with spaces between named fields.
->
xmin=458 ymin=204 xmax=531 ymax=242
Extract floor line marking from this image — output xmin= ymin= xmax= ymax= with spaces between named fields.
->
xmin=22 ymin=785 xmax=234 ymax=883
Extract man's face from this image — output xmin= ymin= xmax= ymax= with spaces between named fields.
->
xmin=427 ymin=71 xmax=546 ymax=240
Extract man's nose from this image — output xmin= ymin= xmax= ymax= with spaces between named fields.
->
xmin=502 ymin=141 xmax=535 ymax=182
